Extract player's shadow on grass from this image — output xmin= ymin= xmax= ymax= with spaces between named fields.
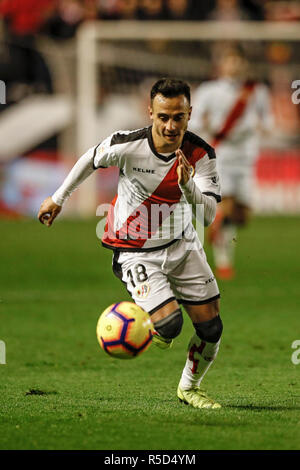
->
xmin=226 ymin=404 xmax=300 ymax=411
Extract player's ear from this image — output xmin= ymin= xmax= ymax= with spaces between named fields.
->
xmin=148 ymin=105 xmax=153 ymax=120
xmin=188 ymin=106 xmax=192 ymax=120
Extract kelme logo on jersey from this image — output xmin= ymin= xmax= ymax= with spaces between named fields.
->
xmin=133 ymin=167 xmax=155 ymax=174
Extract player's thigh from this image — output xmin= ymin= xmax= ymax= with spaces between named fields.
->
xmin=183 ymin=298 xmax=220 ymax=323
xmin=234 ymin=202 xmax=251 ymax=225
xmin=112 ymin=250 xmax=176 ymax=317
xmin=219 ymin=196 xmax=236 ymax=218
xmin=151 ymin=299 xmax=180 ymax=324
xmin=169 ymin=239 xmax=220 ymax=308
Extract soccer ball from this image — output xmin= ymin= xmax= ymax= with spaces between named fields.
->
xmin=96 ymin=301 xmax=154 ymax=359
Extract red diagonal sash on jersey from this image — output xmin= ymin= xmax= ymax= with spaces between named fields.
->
xmin=103 ymin=143 xmax=207 ymax=249
xmin=103 ymin=159 xmax=182 ymax=249
xmin=212 ymin=80 xmax=256 ymax=147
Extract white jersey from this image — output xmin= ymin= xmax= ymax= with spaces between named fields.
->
xmin=52 ymin=126 xmax=221 ymax=252
xmin=190 ymin=78 xmax=273 ymax=165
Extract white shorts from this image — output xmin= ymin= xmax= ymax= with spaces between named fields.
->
xmin=217 ymin=163 xmax=254 ymax=207
xmin=112 ymin=234 xmax=220 ymax=315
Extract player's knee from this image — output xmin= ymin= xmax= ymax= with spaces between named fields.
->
xmin=194 ymin=315 xmax=223 ymax=343
xmin=154 ymin=309 xmax=183 ymax=339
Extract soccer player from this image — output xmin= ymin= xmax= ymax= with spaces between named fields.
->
xmin=38 ymin=78 xmax=223 ymax=409
xmin=190 ymin=46 xmax=273 ymax=280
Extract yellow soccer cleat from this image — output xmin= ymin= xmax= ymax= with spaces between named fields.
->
xmin=152 ymin=331 xmax=173 ymax=350
xmin=177 ymin=386 xmax=221 ymax=409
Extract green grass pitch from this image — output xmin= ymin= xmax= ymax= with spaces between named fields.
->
xmin=0 ymin=216 xmax=299 ymax=450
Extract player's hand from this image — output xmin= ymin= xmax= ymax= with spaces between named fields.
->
xmin=38 ymin=197 xmax=62 ymax=227
xmin=176 ymin=149 xmax=194 ymax=185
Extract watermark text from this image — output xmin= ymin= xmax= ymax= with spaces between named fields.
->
xmin=291 ymin=80 xmax=300 ymax=104
xmin=0 ymin=340 xmax=6 ymax=364
xmin=0 ymin=80 xmax=6 ymax=104
xmin=291 ymin=340 xmax=300 ymax=365
xmin=96 ymin=202 xmax=205 ymax=250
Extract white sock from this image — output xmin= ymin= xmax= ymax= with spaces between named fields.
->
xmin=179 ymin=333 xmax=220 ymax=390
xmin=212 ymin=223 xmax=237 ymax=268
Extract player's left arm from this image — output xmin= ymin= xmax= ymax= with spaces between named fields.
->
xmin=176 ymin=149 xmax=221 ymax=227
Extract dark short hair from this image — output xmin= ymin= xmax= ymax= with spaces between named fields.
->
xmin=221 ymin=43 xmax=245 ymax=60
xmin=150 ymin=78 xmax=191 ymax=104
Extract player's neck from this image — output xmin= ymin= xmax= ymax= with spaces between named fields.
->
xmin=155 ymin=143 xmax=180 ymax=153
xmin=221 ymin=73 xmax=244 ymax=82
xmin=152 ymin=130 xmax=183 ymax=154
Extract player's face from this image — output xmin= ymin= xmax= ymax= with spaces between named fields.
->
xmin=220 ymin=53 xmax=248 ymax=78
xmin=149 ymin=94 xmax=192 ymax=152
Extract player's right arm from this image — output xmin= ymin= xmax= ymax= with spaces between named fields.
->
xmin=38 ymin=148 xmax=96 ymax=226
xmin=38 ymin=196 xmax=62 ymax=227
xmin=38 ymin=134 xmax=119 ymax=227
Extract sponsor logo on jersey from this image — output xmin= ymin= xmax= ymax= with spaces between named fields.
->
xmin=134 ymin=282 xmax=150 ymax=299
xmin=133 ymin=167 xmax=155 ymax=174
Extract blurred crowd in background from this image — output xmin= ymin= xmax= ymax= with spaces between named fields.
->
xmin=1 ymin=0 xmax=299 ymax=118
xmin=0 ymin=0 xmax=299 ymax=101
xmin=1 ymin=0 xmax=300 ymax=39
xmin=0 ymin=0 xmax=300 ymax=38
xmin=1 ymin=0 xmax=299 ymax=40
xmin=0 ymin=0 xmax=299 ymax=217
